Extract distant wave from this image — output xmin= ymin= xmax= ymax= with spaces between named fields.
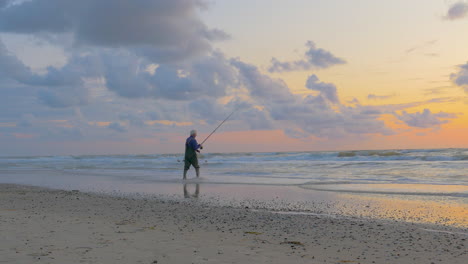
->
xmin=338 ymin=150 xmax=402 ymax=157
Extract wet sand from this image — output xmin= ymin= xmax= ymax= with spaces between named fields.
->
xmin=0 ymin=184 xmax=466 ymax=264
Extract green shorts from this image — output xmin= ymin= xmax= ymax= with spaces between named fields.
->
xmin=184 ymin=155 xmax=199 ymax=170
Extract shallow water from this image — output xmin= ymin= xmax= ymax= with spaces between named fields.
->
xmin=0 ymin=148 xmax=467 ymax=227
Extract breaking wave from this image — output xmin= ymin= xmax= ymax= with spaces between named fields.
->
xmin=338 ymin=150 xmax=402 ymax=157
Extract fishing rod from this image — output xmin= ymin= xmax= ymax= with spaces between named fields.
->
xmin=200 ymin=108 xmax=237 ymax=145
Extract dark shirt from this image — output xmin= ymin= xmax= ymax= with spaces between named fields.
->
xmin=186 ymin=136 xmax=200 ymax=151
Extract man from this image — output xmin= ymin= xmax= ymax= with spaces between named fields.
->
xmin=183 ymin=129 xmax=203 ymax=180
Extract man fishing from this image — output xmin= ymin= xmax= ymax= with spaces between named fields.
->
xmin=182 ymin=109 xmax=237 ymax=180
xmin=183 ymin=130 xmax=203 ymax=180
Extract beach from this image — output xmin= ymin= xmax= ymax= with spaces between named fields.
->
xmin=1 ymin=184 xmax=466 ymax=264
xmin=1 ymin=1 xmax=468 ymax=263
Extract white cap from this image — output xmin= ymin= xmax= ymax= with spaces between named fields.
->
xmin=190 ymin=130 xmax=197 ymax=136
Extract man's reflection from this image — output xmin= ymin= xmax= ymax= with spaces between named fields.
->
xmin=183 ymin=183 xmax=200 ymax=198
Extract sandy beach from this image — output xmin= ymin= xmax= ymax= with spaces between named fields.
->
xmin=0 ymin=184 xmax=466 ymax=264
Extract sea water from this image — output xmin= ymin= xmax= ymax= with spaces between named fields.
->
xmin=1 ymin=148 xmax=467 ymax=227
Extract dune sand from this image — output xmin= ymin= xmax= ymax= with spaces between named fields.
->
xmin=0 ymin=184 xmax=466 ymax=263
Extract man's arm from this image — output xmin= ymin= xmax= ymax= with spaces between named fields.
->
xmin=189 ymin=138 xmax=200 ymax=151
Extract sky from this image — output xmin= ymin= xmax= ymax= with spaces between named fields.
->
xmin=0 ymin=0 xmax=468 ymax=156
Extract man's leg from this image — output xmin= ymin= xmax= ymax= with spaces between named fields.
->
xmin=183 ymin=160 xmax=190 ymax=180
xmin=193 ymin=157 xmax=200 ymax=178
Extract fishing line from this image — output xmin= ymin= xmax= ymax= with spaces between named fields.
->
xmin=200 ymin=108 xmax=238 ymax=145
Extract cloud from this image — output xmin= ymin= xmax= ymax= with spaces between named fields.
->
xmin=405 ymin=39 xmax=437 ymax=54
xmin=0 ymin=0 xmax=228 ymax=64
xmin=40 ymin=126 xmax=84 ymax=141
xmin=359 ymin=97 xmax=461 ymax=115
xmin=31 ymin=55 xmax=106 ymax=108
xmin=450 ymin=62 xmax=468 ymax=93
xmin=17 ymin=114 xmax=36 ymax=128
xmin=268 ymin=41 xmax=346 ymax=73
xmin=0 ymin=38 xmax=33 ymax=82
xmin=367 ymin=94 xmax=395 ymax=100
xmin=113 ymin=53 xmax=393 ymax=138
xmin=231 ymin=58 xmax=296 ymax=103
xmin=395 ymin=109 xmax=458 ymax=128
xmin=0 ymin=0 xmax=11 ymax=9
xmin=38 ymin=87 xmax=89 ymax=108
xmin=423 ymin=86 xmax=453 ymax=95
xmin=188 ymin=98 xmax=232 ymax=124
xmin=104 ymin=51 xmax=236 ymax=100
xmin=444 ymin=2 xmax=468 ymax=20
xmin=108 ymin=122 xmax=127 ymax=133
xmin=0 ymin=41 xmax=97 ymax=108
xmin=306 ymin=74 xmax=339 ymax=103
xmin=118 ymin=113 xmax=147 ymax=128
xmin=230 ymin=65 xmax=393 ymax=138
xmin=1 ymin=2 xmax=462 ymax=155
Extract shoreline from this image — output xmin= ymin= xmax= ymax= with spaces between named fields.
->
xmin=3 ymin=175 xmax=466 ymax=228
xmin=1 ymin=183 xmax=466 ymax=263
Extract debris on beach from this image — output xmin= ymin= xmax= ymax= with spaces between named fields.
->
xmin=115 ymin=219 xmax=135 ymax=225
xmin=244 ymin=231 xmax=262 ymax=235
xmin=280 ymin=241 xmax=304 ymax=246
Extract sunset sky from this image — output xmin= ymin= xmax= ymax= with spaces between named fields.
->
xmin=1 ymin=0 xmax=468 ymax=156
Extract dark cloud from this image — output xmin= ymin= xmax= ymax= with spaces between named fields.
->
xmin=450 ymin=62 xmax=468 ymax=93
xmin=444 ymin=2 xmax=468 ymax=20
xmin=0 ymin=0 xmax=228 ymax=63
xmin=268 ymin=41 xmax=346 ymax=73
xmin=395 ymin=109 xmax=458 ymax=128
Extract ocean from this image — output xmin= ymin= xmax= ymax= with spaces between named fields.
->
xmin=1 ymin=148 xmax=467 ymax=227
